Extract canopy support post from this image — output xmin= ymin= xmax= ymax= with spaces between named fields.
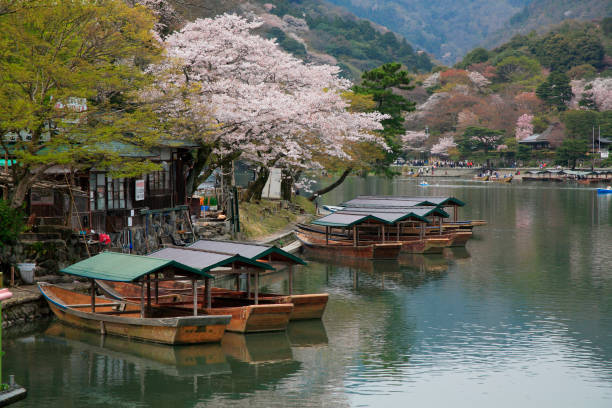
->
xmin=140 ymin=281 xmax=144 ymax=318
xmin=382 ymin=224 xmax=385 ymax=243
xmin=254 ymin=271 xmax=259 ymax=305
xmin=192 ymin=279 xmax=198 ymax=316
xmin=90 ymin=279 xmax=95 ymax=313
xmin=204 ymin=277 xmax=211 ymax=309
xmin=353 ymin=226 xmax=357 ymax=247
xmin=439 ymin=217 xmax=443 ymax=235
xmin=397 ymin=224 xmax=400 ymax=241
xmin=454 ymin=206 xmax=457 ymax=222
xmin=146 ymin=274 xmax=151 ymax=309
xmin=288 ymin=265 xmax=293 ymax=296
xmin=233 ymin=264 xmax=239 ymax=291
xmin=325 ymin=226 xmax=329 ymax=245
xmin=420 ymin=223 xmax=424 ymax=239
xmin=155 ymin=273 xmax=159 ymax=304
xmin=246 ymin=271 xmax=251 ymax=298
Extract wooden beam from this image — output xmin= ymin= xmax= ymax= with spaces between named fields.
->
xmin=288 ymin=265 xmax=293 ymax=296
xmin=382 ymin=224 xmax=385 ymax=243
xmin=353 ymin=225 xmax=357 ymax=247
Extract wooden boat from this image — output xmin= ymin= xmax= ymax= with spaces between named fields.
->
xmin=38 ymin=283 xmax=231 ymax=345
xmin=98 ymin=279 xmax=327 ymax=321
xmin=491 ymin=176 xmax=512 ymax=183
xmin=296 ymin=231 xmax=402 ymax=259
xmin=96 ymin=280 xmax=294 ymax=333
xmin=597 ymin=187 xmax=612 ymax=194
xmin=298 ymin=223 xmax=455 ymax=253
xmin=473 ymin=175 xmax=489 ymax=181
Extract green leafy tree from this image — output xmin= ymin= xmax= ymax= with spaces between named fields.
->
xmin=0 ymin=0 xmax=163 ymax=209
xmin=495 ymin=55 xmax=541 ymax=82
xmin=578 ymin=84 xmax=598 ymax=111
xmin=561 ymin=110 xmax=612 ymax=141
xmin=555 ymin=139 xmax=588 ymax=169
xmin=456 ymin=47 xmax=490 ymax=69
xmin=536 ymin=72 xmax=573 ymax=111
xmin=0 ymin=200 xmax=24 ymax=246
xmin=353 ymin=62 xmax=415 ymax=172
xmin=458 ymin=126 xmax=504 ymax=155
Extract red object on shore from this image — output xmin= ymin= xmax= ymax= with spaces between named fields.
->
xmin=0 ymin=288 xmax=13 ymax=301
xmin=99 ymin=233 xmax=111 ymax=245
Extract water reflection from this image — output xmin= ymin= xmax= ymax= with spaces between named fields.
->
xmin=6 ymin=179 xmax=612 ymax=407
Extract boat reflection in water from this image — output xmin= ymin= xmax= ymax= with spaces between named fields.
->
xmin=287 ymin=320 xmax=328 ymax=347
xmin=221 ymin=331 xmax=293 ymax=363
xmin=44 ymin=322 xmax=231 ymax=377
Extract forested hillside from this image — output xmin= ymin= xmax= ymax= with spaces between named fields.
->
xmin=484 ymin=0 xmax=612 ymax=49
xmin=168 ymin=0 xmax=432 ymax=79
xmin=403 ymin=19 xmax=612 ymax=167
xmin=326 ymin=0 xmax=609 ymax=65
xmin=327 ymin=0 xmax=530 ymax=64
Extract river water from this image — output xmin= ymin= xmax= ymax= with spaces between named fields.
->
xmin=5 ymin=177 xmax=612 ymax=407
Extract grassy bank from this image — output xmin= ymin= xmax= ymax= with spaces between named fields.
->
xmin=239 ymin=196 xmax=315 ymax=240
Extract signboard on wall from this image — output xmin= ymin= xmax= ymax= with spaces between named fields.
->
xmin=262 ymin=167 xmax=282 ymax=199
xmin=30 ymin=188 xmax=54 ymax=205
xmin=135 ymin=179 xmax=145 ymax=201
xmin=601 ymin=151 xmax=609 ymax=159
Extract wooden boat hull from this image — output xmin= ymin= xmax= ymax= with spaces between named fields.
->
xmin=448 ymin=231 xmax=472 ymax=247
xmin=296 ymin=232 xmax=401 ymax=259
xmin=473 ymin=175 xmax=489 ymax=181
xmin=97 ymin=281 xmax=293 ymax=333
xmin=39 ymin=283 xmax=230 ymax=345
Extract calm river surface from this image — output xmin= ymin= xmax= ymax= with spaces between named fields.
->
xmin=5 ymin=177 xmax=612 ymax=407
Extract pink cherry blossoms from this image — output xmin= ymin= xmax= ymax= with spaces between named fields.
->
xmin=430 ymin=136 xmax=456 ymax=156
xmin=154 ymin=14 xmax=387 ymax=172
xmin=515 ymin=114 xmax=533 ymax=140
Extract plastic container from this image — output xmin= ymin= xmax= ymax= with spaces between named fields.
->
xmin=17 ymin=263 xmax=36 ymax=284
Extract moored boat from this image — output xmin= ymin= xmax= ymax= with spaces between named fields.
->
xmin=39 ymin=282 xmax=231 ymax=345
xmin=96 ymin=280 xmax=295 ymax=333
xmin=296 ymin=231 xmax=402 ymax=259
xmin=473 ymin=175 xmax=489 ymax=181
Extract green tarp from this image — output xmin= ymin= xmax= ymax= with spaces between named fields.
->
xmin=60 ymin=252 xmax=212 ymax=282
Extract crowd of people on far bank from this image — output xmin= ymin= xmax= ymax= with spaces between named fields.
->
xmin=402 ymin=160 xmax=476 ymax=168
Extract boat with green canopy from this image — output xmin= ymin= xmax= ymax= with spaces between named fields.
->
xmin=38 ymin=252 xmax=233 ymax=344
xmin=95 ymin=247 xmax=299 ymax=333
xmin=297 ymin=206 xmax=459 ymax=255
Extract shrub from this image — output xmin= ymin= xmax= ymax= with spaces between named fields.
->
xmin=0 ymin=200 xmax=25 ymax=246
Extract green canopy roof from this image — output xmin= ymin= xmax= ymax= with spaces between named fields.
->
xmin=60 ymin=252 xmax=212 ymax=282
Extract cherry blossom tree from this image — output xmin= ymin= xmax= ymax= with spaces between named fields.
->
xmin=431 ymin=136 xmax=456 ymax=156
xmin=468 ymin=71 xmax=491 ymax=89
xmin=150 ymin=14 xmax=387 ymax=201
xmin=515 ymin=114 xmax=534 ymax=140
xmin=402 ymin=130 xmax=428 ymax=151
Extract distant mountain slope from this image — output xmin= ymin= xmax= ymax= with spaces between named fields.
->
xmin=168 ymin=0 xmax=433 ymax=79
xmin=484 ymin=0 xmax=612 ymax=49
xmin=326 ymin=0 xmax=530 ymax=65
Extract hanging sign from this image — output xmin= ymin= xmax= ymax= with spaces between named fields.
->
xmin=135 ymin=179 xmax=145 ymax=201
